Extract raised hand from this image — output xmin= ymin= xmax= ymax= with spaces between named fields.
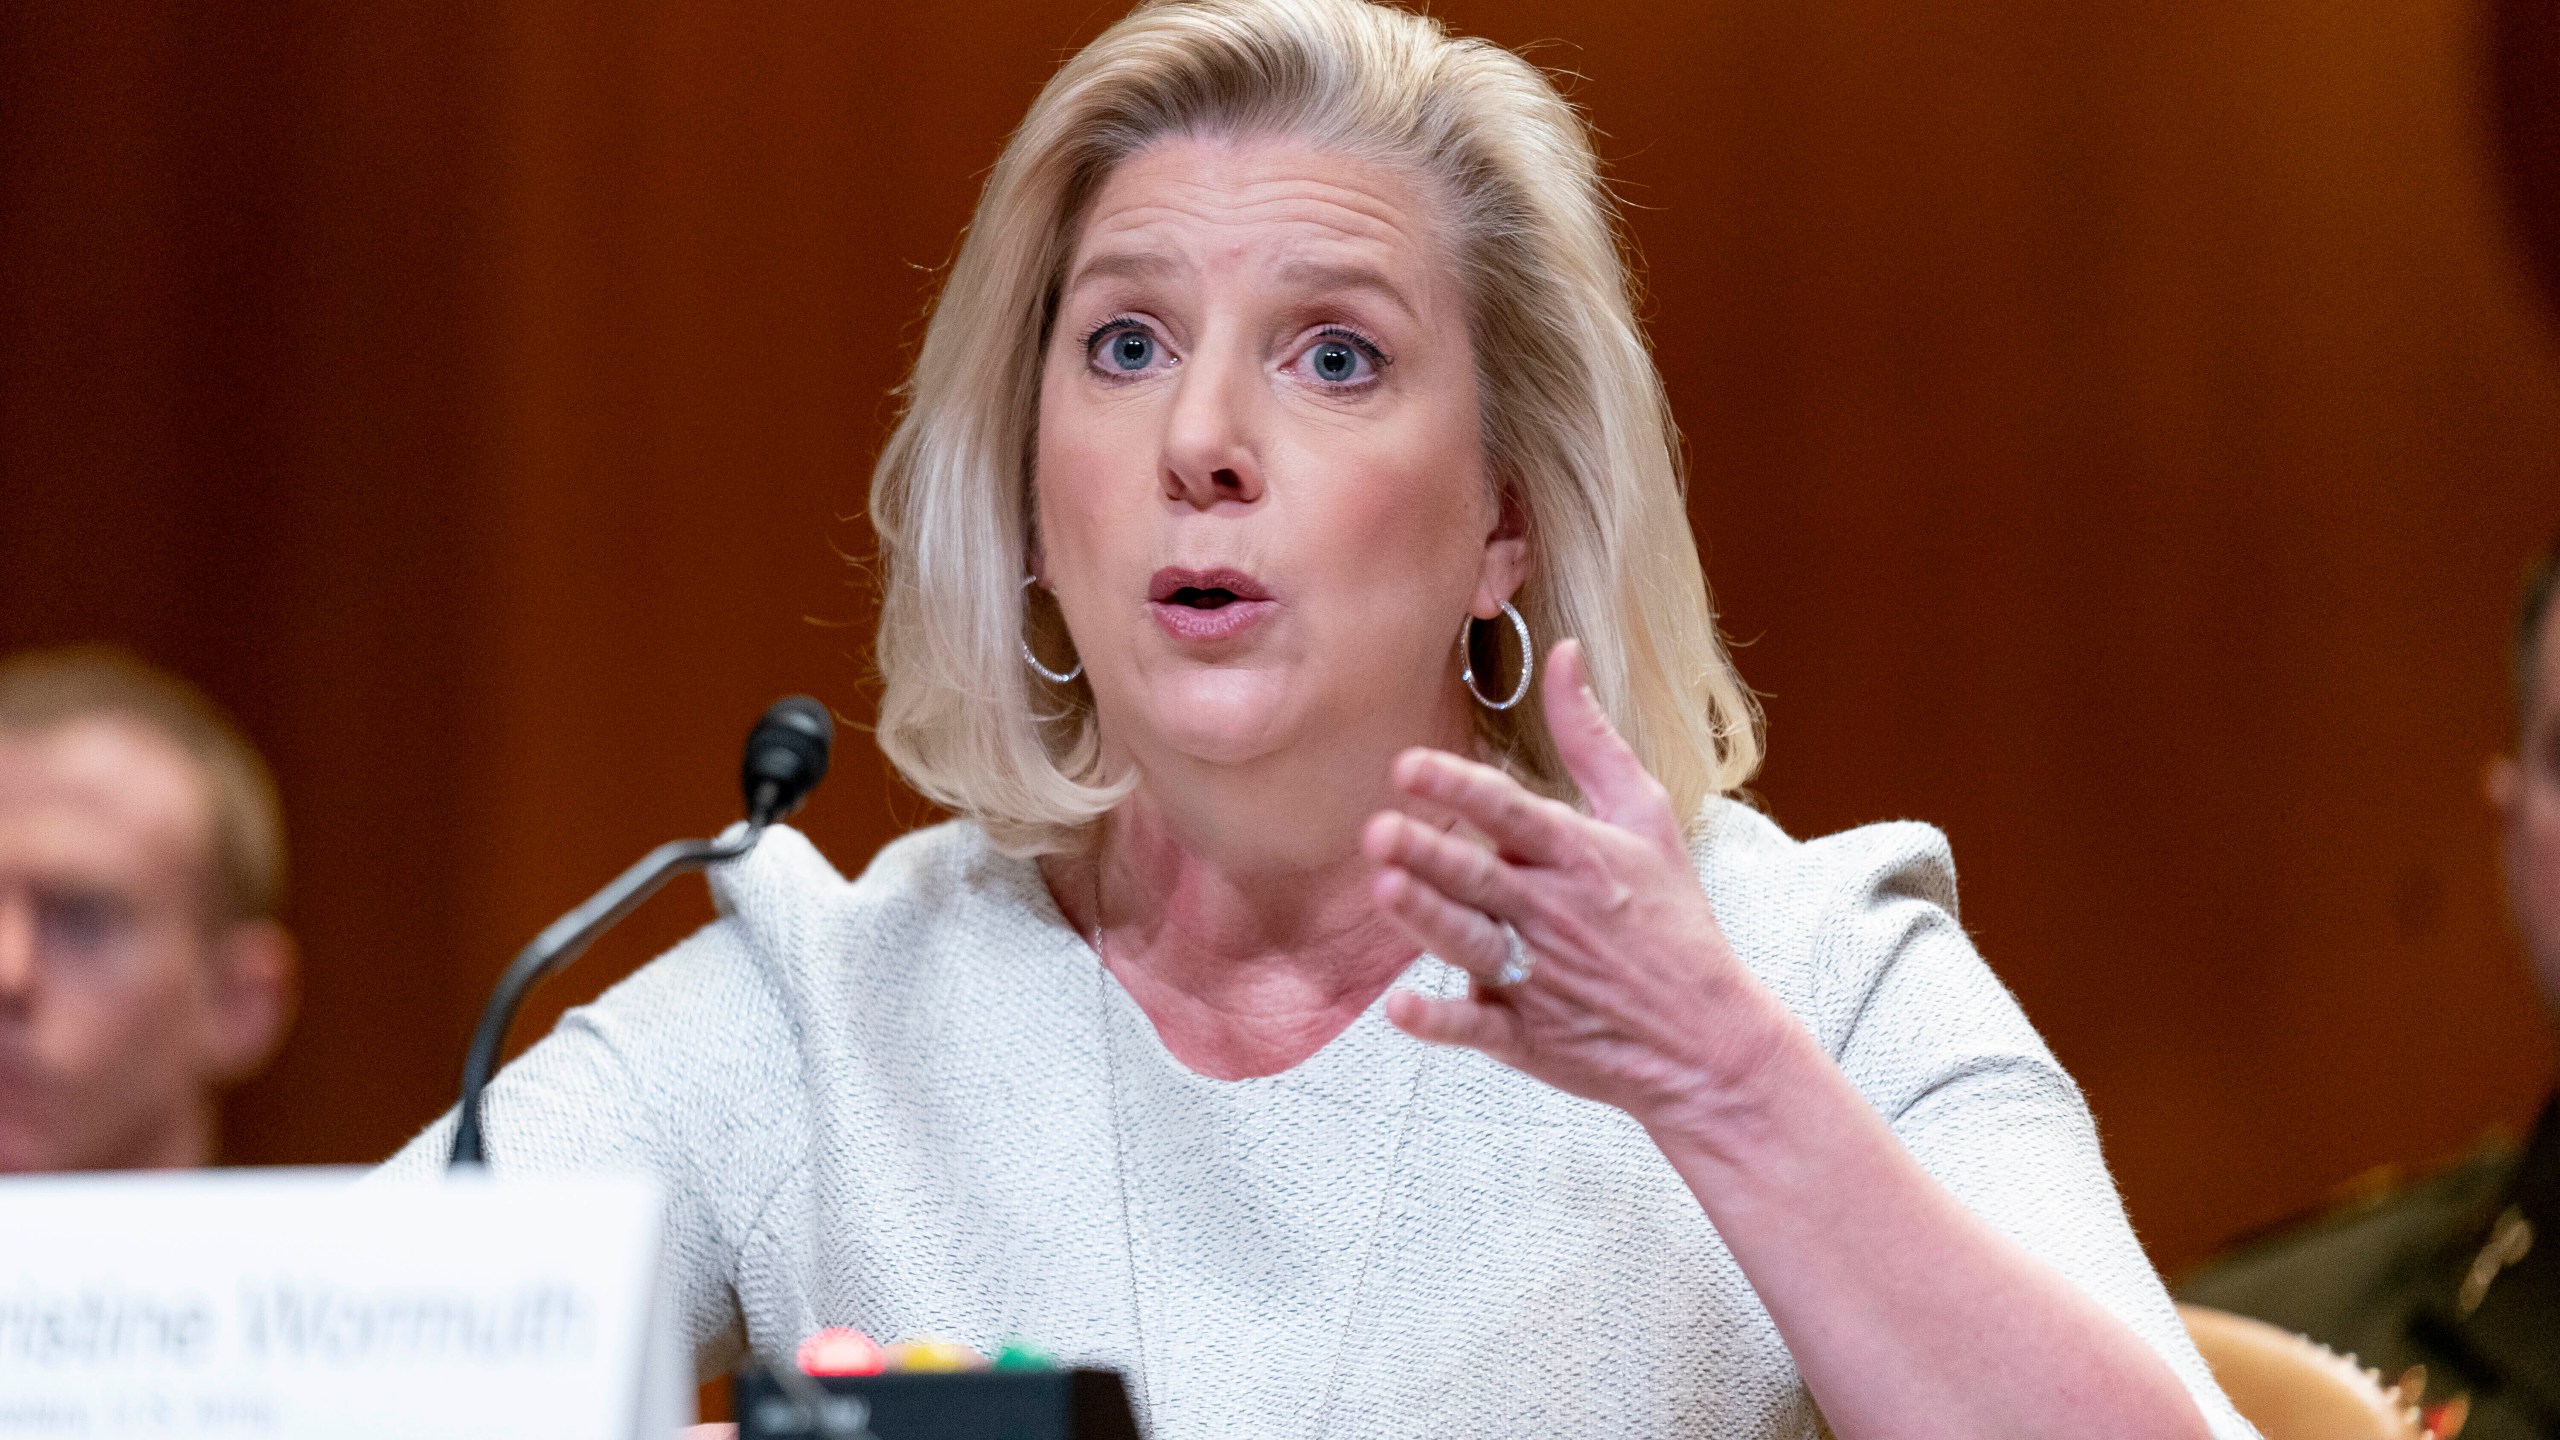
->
xmin=1361 ymin=638 xmax=1787 ymax=1127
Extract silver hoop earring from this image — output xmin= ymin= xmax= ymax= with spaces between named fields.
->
xmin=1020 ymin=575 xmax=1084 ymax=684
xmin=1459 ymin=601 xmax=1533 ymax=711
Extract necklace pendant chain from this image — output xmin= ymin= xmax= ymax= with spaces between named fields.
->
xmin=1088 ymin=860 xmax=1432 ymax=1440
xmin=1097 ymin=949 xmax=1155 ymax=1433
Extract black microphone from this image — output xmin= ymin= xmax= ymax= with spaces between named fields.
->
xmin=448 ymin=696 xmax=835 ymax=1169
xmin=743 ymin=694 xmax=831 ymax=826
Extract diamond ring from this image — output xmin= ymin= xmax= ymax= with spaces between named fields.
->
xmin=1491 ymin=925 xmax=1538 ymax=988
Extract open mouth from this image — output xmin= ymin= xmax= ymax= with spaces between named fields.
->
xmin=1148 ymin=567 xmax=1270 ymax=604
xmin=1147 ymin=567 xmax=1275 ymax=641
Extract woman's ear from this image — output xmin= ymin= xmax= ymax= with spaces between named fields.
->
xmin=1472 ymin=488 xmax=1531 ymax=618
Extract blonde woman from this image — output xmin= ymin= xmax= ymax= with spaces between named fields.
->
xmin=390 ymin=2 xmax=2250 ymax=1435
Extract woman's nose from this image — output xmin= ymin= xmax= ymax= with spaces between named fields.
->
xmin=1159 ymin=349 xmax=1265 ymax=509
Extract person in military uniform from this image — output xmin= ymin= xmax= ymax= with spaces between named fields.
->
xmin=2179 ymin=536 xmax=2560 ymax=1439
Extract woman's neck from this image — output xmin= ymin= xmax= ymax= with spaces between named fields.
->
xmin=1045 ymin=785 xmax=1426 ymax=1081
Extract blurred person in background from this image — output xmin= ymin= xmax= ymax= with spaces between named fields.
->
xmin=2181 ymin=535 xmax=2560 ymax=1438
xmin=0 ymin=647 xmax=296 ymax=1173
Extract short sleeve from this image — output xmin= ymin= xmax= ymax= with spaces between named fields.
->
xmin=1805 ymin=825 xmax=2258 ymax=1440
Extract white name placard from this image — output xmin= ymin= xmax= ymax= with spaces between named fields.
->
xmin=0 ymin=1168 xmax=685 ymax=1439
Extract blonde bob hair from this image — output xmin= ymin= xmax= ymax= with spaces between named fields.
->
xmin=871 ymin=0 xmax=1761 ymax=854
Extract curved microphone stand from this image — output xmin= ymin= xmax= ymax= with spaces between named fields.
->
xmin=448 ymin=696 xmax=832 ymax=1170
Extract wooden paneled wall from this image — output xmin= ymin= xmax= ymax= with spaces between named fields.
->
xmin=3 ymin=0 xmax=2554 ymax=1273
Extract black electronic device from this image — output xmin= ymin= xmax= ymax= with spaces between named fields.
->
xmin=446 ymin=695 xmax=834 ymax=1168
xmin=735 ymin=1367 xmax=1143 ymax=1440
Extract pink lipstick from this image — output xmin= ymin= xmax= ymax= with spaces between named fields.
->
xmin=1148 ymin=566 xmax=1277 ymax=643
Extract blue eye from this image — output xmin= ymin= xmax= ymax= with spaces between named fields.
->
xmin=1084 ymin=320 xmax=1162 ymax=376
xmin=1295 ymin=329 xmax=1382 ymax=386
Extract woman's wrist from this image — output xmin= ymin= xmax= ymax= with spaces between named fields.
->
xmin=1628 ymin=960 xmax=1827 ymax=1159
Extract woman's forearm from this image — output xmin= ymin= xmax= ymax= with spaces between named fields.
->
xmin=1364 ymin=654 xmax=2214 ymax=1439
xmin=1639 ymin=996 xmax=2211 ymax=1440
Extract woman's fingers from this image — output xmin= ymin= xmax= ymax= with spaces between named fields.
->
xmin=1384 ymin=988 xmax=1520 ymax=1053
xmin=1363 ymin=810 xmax=1533 ymax=924
xmin=1373 ymin=773 xmax=1473 ymax=835
xmin=1389 ymin=747 xmax=1576 ymax=866
xmin=1369 ymin=858 xmax=1514 ymax=981
xmin=1543 ymin=640 xmax=1683 ymax=856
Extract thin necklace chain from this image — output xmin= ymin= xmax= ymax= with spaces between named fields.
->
xmin=1087 ymin=858 xmax=1430 ymax=1440
xmin=1094 ymin=879 xmax=1154 ymax=1432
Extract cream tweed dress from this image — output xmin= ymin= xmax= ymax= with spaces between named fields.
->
xmin=385 ymin=800 xmax=2256 ymax=1439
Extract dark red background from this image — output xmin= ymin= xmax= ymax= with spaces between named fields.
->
xmin=5 ymin=0 xmax=2557 ymax=1283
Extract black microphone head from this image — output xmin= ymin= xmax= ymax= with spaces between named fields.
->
xmin=742 ymin=695 xmax=833 ymax=824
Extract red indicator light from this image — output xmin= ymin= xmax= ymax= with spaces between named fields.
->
xmin=796 ymin=1327 xmax=888 ymax=1376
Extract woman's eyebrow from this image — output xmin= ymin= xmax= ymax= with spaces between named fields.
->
xmin=1276 ymin=259 xmax=1418 ymax=321
xmin=1063 ymin=249 xmax=1420 ymax=322
xmin=1066 ymin=249 xmax=1181 ymax=294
